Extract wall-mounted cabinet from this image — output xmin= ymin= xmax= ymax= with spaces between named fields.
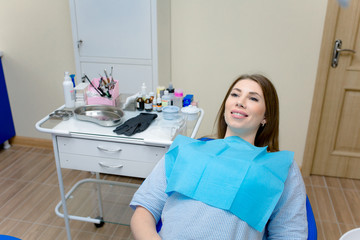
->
xmin=69 ymin=0 xmax=171 ymax=94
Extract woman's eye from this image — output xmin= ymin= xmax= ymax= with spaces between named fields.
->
xmin=230 ymin=92 xmax=238 ymax=97
xmin=250 ymin=97 xmax=259 ymax=102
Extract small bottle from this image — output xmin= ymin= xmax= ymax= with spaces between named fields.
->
xmin=149 ymin=92 xmax=155 ymax=104
xmin=63 ymin=72 xmax=75 ymax=108
xmin=136 ymin=93 xmax=144 ymax=111
xmin=156 ymin=94 xmax=162 ymax=112
xmin=152 ymin=98 xmax=158 ymax=112
xmin=174 ymin=89 xmax=184 ymax=108
xmin=150 ymin=92 xmax=156 ymax=110
xmin=161 ymin=90 xmax=171 ymax=107
xmin=167 ymin=83 xmax=175 ymax=105
xmin=144 ymin=95 xmax=153 ymax=112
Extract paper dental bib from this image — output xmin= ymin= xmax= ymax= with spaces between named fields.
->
xmin=165 ymin=135 xmax=293 ymax=232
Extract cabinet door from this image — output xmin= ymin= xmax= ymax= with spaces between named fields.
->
xmin=74 ymin=0 xmax=152 ymax=59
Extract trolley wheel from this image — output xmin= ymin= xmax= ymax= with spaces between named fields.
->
xmin=94 ymin=216 xmax=105 ymax=228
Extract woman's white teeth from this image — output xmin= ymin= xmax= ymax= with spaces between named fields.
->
xmin=233 ymin=112 xmax=247 ymax=117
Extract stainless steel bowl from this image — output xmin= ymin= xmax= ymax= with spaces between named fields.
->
xmin=74 ymin=105 xmax=124 ymax=127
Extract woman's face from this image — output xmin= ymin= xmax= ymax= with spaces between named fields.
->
xmin=224 ymin=79 xmax=266 ymax=143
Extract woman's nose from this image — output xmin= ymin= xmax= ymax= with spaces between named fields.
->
xmin=236 ymin=100 xmax=246 ymax=109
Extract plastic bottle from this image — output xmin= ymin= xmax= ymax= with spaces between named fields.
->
xmin=63 ymin=72 xmax=75 ymax=108
xmin=136 ymin=93 xmax=144 ymax=111
xmin=156 ymin=94 xmax=162 ymax=112
xmin=173 ymin=89 xmax=184 ymax=108
xmin=144 ymin=95 xmax=152 ymax=112
xmin=161 ymin=90 xmax=171 ymax=107
xmin=167 ymin=83 xmax=175 ymax=105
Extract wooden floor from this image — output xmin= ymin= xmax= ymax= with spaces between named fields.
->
xmin=1 ymin=144 xmax=360 ymax=239
xmin=304 ymin=174 xmax=360 ymax=239
xmin=0 ymin=145 xmax=142 ymax=240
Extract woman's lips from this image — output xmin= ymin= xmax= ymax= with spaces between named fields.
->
xmin=231 ymin=110 xmax=248 ymax=118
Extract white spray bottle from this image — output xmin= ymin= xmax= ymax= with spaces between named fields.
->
xmin=63 ymin=72 xmax=75 ymax=108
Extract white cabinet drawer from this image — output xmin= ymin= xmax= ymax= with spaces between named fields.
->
xmin=56 ymin=136 xmax=167 ymax=178
xmin=57 ymin=136 xmax=166 ymax=163
xmin=60 ymin=153 xmax=157 ymax=178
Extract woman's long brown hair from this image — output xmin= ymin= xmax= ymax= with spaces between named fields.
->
xmin=215 ymin=74 xmax=280 ymax=152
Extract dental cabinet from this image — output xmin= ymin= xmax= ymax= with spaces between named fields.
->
xmin=0 ymin=52 xmax=16 ymax=149
xmin=36 ymin=107 xmax=204 ymax=240
xmin=69 ymin=0 xmax=171 ymax=94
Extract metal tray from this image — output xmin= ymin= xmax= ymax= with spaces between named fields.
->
xmin=74 ymin=105 xmax=124 ymax=127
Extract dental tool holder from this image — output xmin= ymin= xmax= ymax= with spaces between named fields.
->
xmin=87 ymin=78 xmax=119 ymax=106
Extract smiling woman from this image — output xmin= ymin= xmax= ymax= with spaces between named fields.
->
xmin=129 ymin=73 xmax=308 ymax=240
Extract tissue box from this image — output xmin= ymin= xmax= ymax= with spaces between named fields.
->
xmin=86 ymin=78 xmax=119 ymax=106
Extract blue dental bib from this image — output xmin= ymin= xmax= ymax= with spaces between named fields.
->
xmin=165 ymin=135 xmax=293 ymax=232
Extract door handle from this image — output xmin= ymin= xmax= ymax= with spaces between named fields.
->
xmin=331 ymin=39 xmax=356 ymax=68
xmin=77 ymin=39 xmax=83 ymax=48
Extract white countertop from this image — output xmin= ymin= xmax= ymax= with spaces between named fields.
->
xmin=36 ymin=108 xmax=202 ymax=146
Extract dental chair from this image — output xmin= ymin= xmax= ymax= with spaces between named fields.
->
xmin=156 ymin=137 xmax=318 ymax=240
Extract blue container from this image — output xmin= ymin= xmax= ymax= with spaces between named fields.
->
xmin=183 ymin=94 xmax=193 ymax=107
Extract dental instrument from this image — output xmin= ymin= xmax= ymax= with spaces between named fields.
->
xmin=84 ymin=74 xmax=106 ymax=97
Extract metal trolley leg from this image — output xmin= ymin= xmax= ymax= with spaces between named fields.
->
xmin=52 ymin=135 xmax=72 ymax=240
xmin=95 ymin=172 xmax=105 ymax=227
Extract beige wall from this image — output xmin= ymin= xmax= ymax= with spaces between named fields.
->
xmin=171 ymin=0 xmax=327 ymax=166
xmin=0 ymin=0 xmax=76 ymax=139
xmin=0 ymin=0 xmax=328 ymax=166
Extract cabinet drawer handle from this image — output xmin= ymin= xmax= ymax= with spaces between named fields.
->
xmin=97 ymin=146 xmax=122 ymax=152
xmin=98 ymin=162 xmax=124 ymax=169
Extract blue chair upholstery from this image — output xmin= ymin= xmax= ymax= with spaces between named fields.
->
xmin=306 ymin=195 xmax=317 ymax=240
xmin=156 ymin=220 xmax=163 ymax=233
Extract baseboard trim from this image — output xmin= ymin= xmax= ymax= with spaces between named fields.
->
xmin=11 ymin=136 xmax=53 ymax=149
